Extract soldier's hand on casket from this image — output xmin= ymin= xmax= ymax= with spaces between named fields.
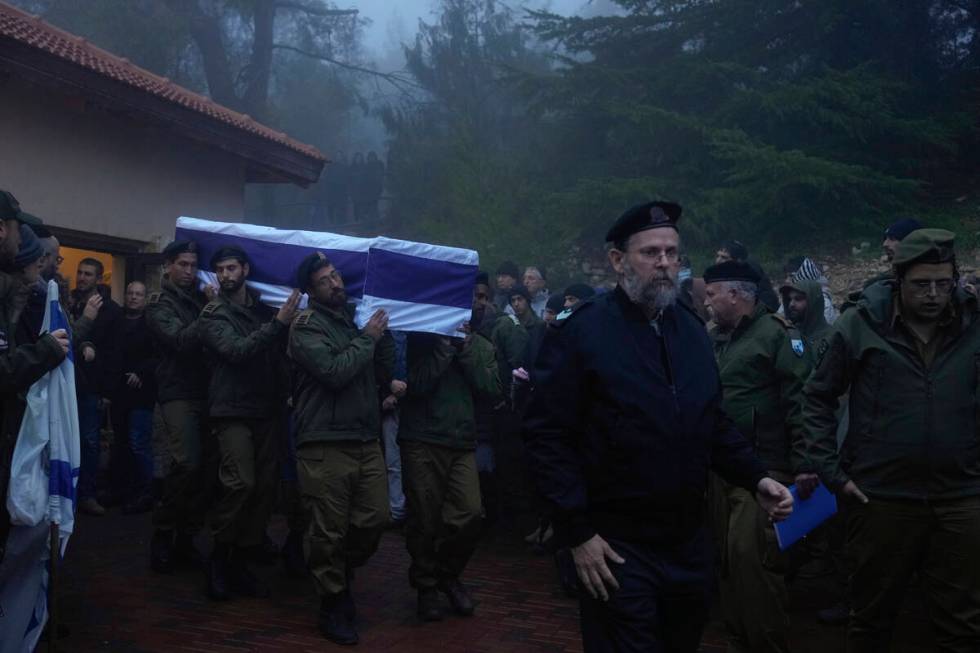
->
xmin=364 ymin=309 xmax=389 ymax=341
xmin=756 ymin=478 xmax=794 ymax=521
xmin=276 ymin=289 xmax=302 ymax=325
xmin=572 ymin=534 xmax=625 ymax=602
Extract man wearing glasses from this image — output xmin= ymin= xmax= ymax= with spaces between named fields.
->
xmin=804 ymin=228 xmax=980 ymax=652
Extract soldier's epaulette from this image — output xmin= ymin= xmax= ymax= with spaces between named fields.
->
xmin=148 ymin=292 xmax=162 ymax=305
xmin=770 ymin=313 xmax=793 ymax=329
xmin=201 ymin=301 xmax=221 ymax=317
xmin=294 ymin=309 xmax=314 ymax=327
xmin=551 ymin=298 xmax=593 ymax=328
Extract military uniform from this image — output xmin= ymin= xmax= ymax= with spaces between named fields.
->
xmin=399 ymin=332 xmax=500 ymax=606
xmin=804 ymin=230 xmax=980 ymax=653
xmin=146 ymin=276 xmax=211 ymax=561
xmin=711 ymin=301 xmax=811 ymax=653
xmin=199 ymin=287 xmax=289 ymax=595
xmin=288 ymin=300 xmax=394 ymax=602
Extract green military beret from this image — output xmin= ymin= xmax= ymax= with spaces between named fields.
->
xmin=892 ymin=228 xmax=955 ymax=268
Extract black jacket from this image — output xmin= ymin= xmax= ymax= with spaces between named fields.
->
xmin=113 ymin=313 xmax=158 ymax=409
xmin=523 ymin=286 xmax=767 ymax=548
xmin=68 ymin=285 xmax=123 ymax=398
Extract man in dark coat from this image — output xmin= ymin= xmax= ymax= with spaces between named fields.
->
xmin=525 ymin=201 xmax=793 ymax=652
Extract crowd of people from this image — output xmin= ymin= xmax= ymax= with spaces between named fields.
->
xmin=0 ymin=184 xmax=977 ymax=652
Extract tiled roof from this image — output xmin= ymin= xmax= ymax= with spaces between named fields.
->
xmin=0 ymin=1 xmax=325 ymax=163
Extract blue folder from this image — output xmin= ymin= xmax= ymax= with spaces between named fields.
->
xmin=774 ymin=482 xmax=838 ymax=551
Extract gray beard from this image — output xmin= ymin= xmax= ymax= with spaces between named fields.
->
xmin=622 ymin=261 xmax=678 ymax=314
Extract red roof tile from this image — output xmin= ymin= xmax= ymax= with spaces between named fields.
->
xmin=0 ymin=1 xmax=325 ymax=163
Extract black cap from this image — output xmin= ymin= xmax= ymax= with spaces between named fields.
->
xmin=496 ymin=260 xmax=520 ymax=279
xmin=509 ymin=285 xmax=531 ymax=302
xmin=703 ymin=260 xmax=761 ymax=285
xmin=720 ymin=240 xmax=749 ymax=262
xmin=295 ymin=251 xmax=333 ymax=293
xmin=564 ymin=283 xmax=595 ymax=301
xmin=546 ymin=293 xmax=566 ymax=313
xmin=884 ymin=217 xmax=923 ymax=241
xmin=605 ymin=201 xmax=682 ymax=245
xmin=475 ymin=270 xmax=490 ymax=286
xmin=162 ymin=240 xmax=198 ymax=262
xmin=210 ymin=245 xmax=249 ymax=270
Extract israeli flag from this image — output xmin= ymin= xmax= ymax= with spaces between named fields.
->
xmin=0 ymin=279 xmax=80 ymax=652
xmin=175 ymin=217 xmax=479 ymax=336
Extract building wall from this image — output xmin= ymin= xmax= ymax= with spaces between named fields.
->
xmin=0 ymin=77 xmax=246 ymax=252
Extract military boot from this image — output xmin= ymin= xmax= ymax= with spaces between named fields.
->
xmin=318 ymin=594 xmax=358 ymax=645
xmin=150 ymin=529 xmax=174 ymax=574
xmin=417 ymin=587 xmax=444 ymax=622
xmin=437 ymin=577 xmax=475 ymax=616
xmin=206 ymin=543 xmax=232 ymax=601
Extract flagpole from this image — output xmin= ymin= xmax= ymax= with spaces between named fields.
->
xmin=48 ymin=522 xmax=59 ymax=653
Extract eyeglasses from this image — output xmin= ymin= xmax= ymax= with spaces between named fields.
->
xmin=906 ymin=279 xmax=954 ymax=296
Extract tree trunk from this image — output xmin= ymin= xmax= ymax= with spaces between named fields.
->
xmin=242 ymin=0 xmax=276 ymax=121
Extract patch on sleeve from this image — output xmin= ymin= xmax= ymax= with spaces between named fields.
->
xmin=148 ymin=292 xmax=162 ymax=305
xmin=791 ymin=338 xmax=806 ymax=358
xmin=201 ymin=301 xmax=220 ymax=316
xmin=294 ymin=309 xmax=313 ymax=326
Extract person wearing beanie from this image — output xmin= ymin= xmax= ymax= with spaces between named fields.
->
xmin=288 ymin=251 xmax=394 ymax=644
xmin=493 ymin=261 xmax=520 ymax=314
xmin=544 ymin=293 xmax=567 ymax=323
xmin=563 ymin=283 xmax=596 ymax=309
xmin=703 ymin=259 xmax=811 ymax=653
xmin=715 ymin=239 xmax=780 ymax=312
xmin=509 ymin=285 xmax=542 ymax=330
xmin=147 ymin=239 xmax=213 ymax=574
xmin=198 ymin=245 xmax=300 ymax=601
xmin=861 ymin=217 xmax=925 ymax=290
xmin=804 ymin=228 xmax=980 ymax=650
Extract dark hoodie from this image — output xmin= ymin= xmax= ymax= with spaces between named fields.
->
xmin=69 ymin=284 xmax=123 ymax=398
xmin=780 ymin=279 xmax=830 ymax=363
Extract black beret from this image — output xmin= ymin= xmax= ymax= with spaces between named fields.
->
xmin=496 ymin=260 xmax=520 ymax=279
xmin=296 ymin=251 xmax=333 ymax=293
xmin=605 ymin=201 xmax=682 ymax=244
xmin=162 ymin=240 xmax=198 ymax=261
xmin=475 ymin=270 xmax=490 ymax=286
xmin=509 ymin=285 xmax=531 ymax=302
xmin=703 ymin=260 xmax=761 ymax=285
xmin=564 ymin=283 xmax=596 ymax=301
xmin=210 ymin=245 xmax=249 ymax=270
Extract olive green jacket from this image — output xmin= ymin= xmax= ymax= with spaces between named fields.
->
xmin=199 ymin=288 xmax=289 ymax=419
xmin=712 ymin=303 xmax=812 ymax=474
xmin=399 ymin=332 xmax=502 ymax=450
xmin=803 ymin=280 xmax=980 ymax=500
xmin=478 ymin=308 xmax=528 ymax=399
xmin=288 ymin=300 xmax=395 ymax=446
xmin=782 ymin=279 xmax=832 ymax=368
xmin=146 ymin=277 xmax=210 ymax=403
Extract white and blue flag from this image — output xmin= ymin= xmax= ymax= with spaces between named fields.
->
xmin=175 ymin=217 xmax=479 ymax=336
xmin=0 ymin=279 xmax=80 ymax=653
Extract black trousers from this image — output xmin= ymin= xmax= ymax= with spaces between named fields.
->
xmin=580 ymin=533 xmax=710 ymax=653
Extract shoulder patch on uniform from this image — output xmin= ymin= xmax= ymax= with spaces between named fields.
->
xmin=790 ymin=338 xmax=806 ymax=357
xmin=294 ymin=309 xmax=313 ymax=326
xmin=148 ymin=292 xmax=162 ymax=305
xmin=201 ymin=301 xmax=220 ymax=316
